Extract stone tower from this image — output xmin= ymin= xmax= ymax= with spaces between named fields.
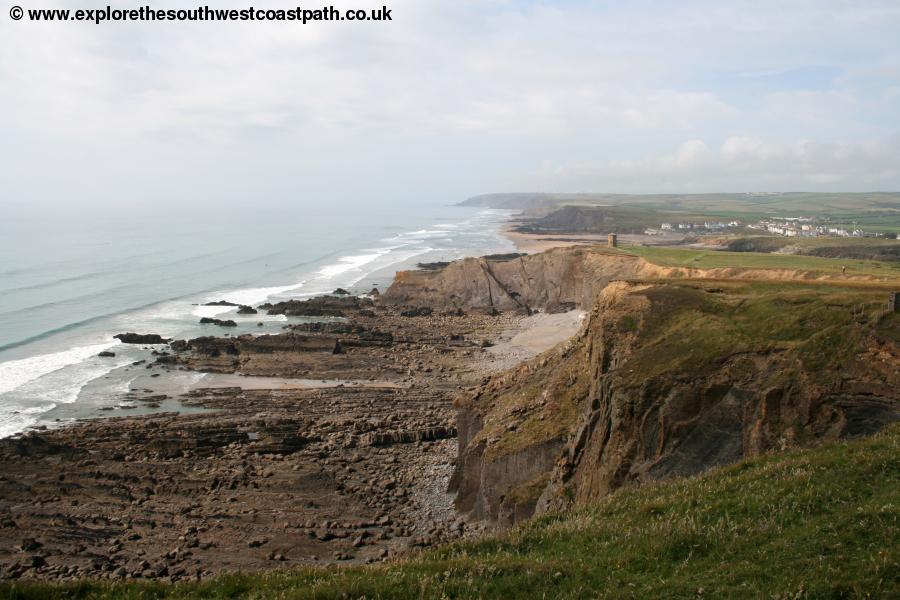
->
xmin=890 ymin=292 xmax=899 ymax=313
xmin=608 ymin=233 xmax=618 ymax=248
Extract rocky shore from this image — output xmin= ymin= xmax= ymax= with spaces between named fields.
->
xmin=0 ymin=288 xmax=569 ymax=582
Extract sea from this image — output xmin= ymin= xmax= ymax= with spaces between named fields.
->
xmin=0 ymin=203 xmax=515 ymax=438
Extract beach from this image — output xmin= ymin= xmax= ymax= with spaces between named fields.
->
xmin=503 ymin=226 xmax=685 ymax=254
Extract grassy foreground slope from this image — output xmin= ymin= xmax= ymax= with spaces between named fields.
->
xmin=5 ymin=425 xmax=898 ymax=600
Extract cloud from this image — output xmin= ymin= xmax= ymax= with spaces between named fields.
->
xmin=535 ymin=136 xmax=900 ymax=192
xmin=1 ymin=0 xmax=899 ymax=209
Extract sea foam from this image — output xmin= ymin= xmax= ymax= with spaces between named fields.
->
xmin=0 ymin=341 xmax=117 ymax=396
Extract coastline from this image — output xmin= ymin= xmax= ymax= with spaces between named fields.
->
xmin=0 ymin=244 xmax=585 ymax=582
xmin=0 ymin=207 xmax=517 ymax=439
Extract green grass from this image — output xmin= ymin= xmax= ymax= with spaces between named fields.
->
xmin=5 ymin=424 xmax=898 ymax=599
xmin=624 ymin=245 xmax=900 ymax=278
xmin=713 ymin=236 xmax=900 ymax=261
xmin=615 ymin=281 xmax=889 ymax=385
xmin=516 ymin=205 xmax=715 ymax=234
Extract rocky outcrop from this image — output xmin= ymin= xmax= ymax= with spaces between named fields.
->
xmin=114 ymin=333 xmax=171 ymax=345
xmin=452 ymin=280 xmax=900 ymax=528
xmin=362 ymin=426 xmax=457 ymax=447
xmin=200 ymin=318 xmax=237 ymax=327
xmin=172 ymin=333 xmax=339 ymax=358
xmin=260 ymin=296 xmax=374 ymax=317
xmin=287 ymin=322 xmax=394 ymax=347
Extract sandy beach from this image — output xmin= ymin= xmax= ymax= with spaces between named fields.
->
xmin=504 ymin=227 xmax=685 ymax=254
xmin=485 ymin=310 xmax=586 ymax=372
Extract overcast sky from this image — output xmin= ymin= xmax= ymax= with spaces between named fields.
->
xmin=2 ymin=0 xmax=899 ymax=214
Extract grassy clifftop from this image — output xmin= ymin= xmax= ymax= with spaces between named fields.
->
xmin=4 ymin=424 xmax=898 ymax=599
xmin=625 ymin=245 xmax=900 ymax=278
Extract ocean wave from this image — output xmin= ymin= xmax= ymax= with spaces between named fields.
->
xmin=0 ymin=269 xmax=111 ymax=295
xmin=0 ymin=403 xmax=57 ymax=439
xmin=189 ymin=281 xmax=312 ymax=318
xmin=344 ymin=247 xmax=435 ymax=286
xmin=0 ymin=207 xmax=518 ymax=439
xmin=317 ymin=251 xmax=390 ymax=279
xmin=0 ymin=341 xmax=118 ymax=396
xmin=0 ymin=314 xmax=116 ymax=354
xmin=11 ymin=353 xmax=132 ymax=406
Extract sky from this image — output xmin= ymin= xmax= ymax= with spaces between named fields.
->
xmin=1 ymin=0 xmax=899 ymax=215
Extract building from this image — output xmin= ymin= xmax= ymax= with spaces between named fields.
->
xmin=608 ymin=233 xmax=618 ymax=248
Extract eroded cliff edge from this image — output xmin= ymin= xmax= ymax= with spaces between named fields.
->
xmin=384 ymin=246 xmax=900 ymax=528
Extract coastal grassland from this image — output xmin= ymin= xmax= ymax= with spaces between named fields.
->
xmin=514 ymin=204 xmax=707 ymax=234
xmin=5 ymin=423 xmax=898 ymax=599
xmin=615 ymin=281 xmax=895 ymax=386
xmin=624 ymin=192 xmax=900 ymax=233
xmin=470 ymin=192 xmax=900 ymax=233
xmin=704 ymin=236 xmax=900 ymax=261
xmin=625 ymin=244 xmax=900 ymax=278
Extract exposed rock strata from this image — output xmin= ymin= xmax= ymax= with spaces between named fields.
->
xmin=0 ymin=387 xmax=467 ymax=582
xmin=451 ymin=278 xmax=900 ymax=528
xmin=260 ymin=296 xmax=374 ymax=317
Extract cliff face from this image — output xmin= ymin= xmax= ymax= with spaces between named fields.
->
xmin=383 ymin=246 xmax=883 ymax=316
xmin=450 ymin=276 xmax=900 ymax=527
xmin=383 ymin=247 xmax=678 ymax=314
xmin=384 ymin=248 xmax=592 ymax=313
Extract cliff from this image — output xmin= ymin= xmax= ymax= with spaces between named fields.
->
xmin=383 ymin=245 xmax=893 ymax=315
xmin=452 ymin=278 xmax=900 ymax=526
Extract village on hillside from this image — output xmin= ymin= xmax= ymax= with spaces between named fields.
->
xmin=644 ymin=216 xmax=896 ymax=239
